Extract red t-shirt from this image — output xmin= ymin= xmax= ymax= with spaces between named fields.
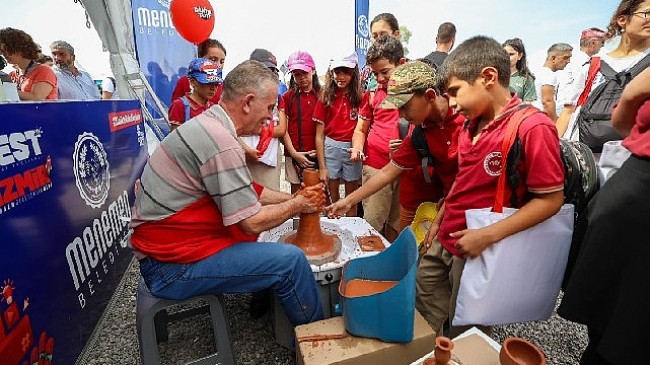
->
xmin=622 ymin=99 xmax=650 ymax=158
xmin=394 ymin=124 xmax=443 ymax=211
xmin=392 ymin=109 xmax=464 ymax=210
xmin=21 ymin=64 xmax=58 ymax=100
xmin=437 ymin=98 xmax=565 ymax=256
xmin=359 ymin=87 xmax=400 ymax=169
xmin=312 ymin=91 xmax=359 ymax=142
xmin=168 ymin=93 xmax=214 ymax=126
xmin=281 ymin=88 xmax=319 ymax=155
xmin=171 ymin=75 xmax=223 ymax=104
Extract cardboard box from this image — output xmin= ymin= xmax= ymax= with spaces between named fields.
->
xmin=295 ymin=312 xmax=435 ymax=365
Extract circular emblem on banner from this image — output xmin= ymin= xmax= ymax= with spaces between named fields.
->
xmin=483 ymin=151 xmax=503 ymax=177
xmin=357 ymin=15 xmax=369 ymax=38
xmin=73 ymin=133 xmax=111 ymax=209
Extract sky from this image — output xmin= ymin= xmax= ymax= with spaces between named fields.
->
xmin=1 ymin=0 xmax=618 ymax=80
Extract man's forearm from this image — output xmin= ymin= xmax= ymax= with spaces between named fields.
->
xmin=260 ymin=188 xmax=291 ymax=206
xmin=240 ymin=198 xmax=303 ymax=235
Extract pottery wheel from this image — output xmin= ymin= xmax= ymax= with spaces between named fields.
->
xmin=279 ymin=230 xmax=342 ymax=266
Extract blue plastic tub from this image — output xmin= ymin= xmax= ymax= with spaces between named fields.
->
xmin=338 ymin=228 xmax=419 ymax=343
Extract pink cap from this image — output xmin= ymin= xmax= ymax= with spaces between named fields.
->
xmin=287 ymin=51 xmax=316 ymax=73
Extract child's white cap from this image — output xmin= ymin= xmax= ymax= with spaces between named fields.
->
xmin=329 ymin=52 xmax=358 ymax=70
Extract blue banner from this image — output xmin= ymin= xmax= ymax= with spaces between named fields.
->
xmin=131 ymin=0 xmax=196 ymax=110
xmin=0 ymin=100 xmax=148 ymax=365
xmin=355 ymin=0 xmax=371 ymax=69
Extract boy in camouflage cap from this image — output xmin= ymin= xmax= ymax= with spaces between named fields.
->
xmin=327 ymin=62 xmax=464 ymax=335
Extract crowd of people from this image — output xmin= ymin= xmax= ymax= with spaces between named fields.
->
xmin=2 ymin=0 xmax=649 ymax=363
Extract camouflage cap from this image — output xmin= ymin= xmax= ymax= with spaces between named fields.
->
xmin=380 ymin=61 xmax=437 ymax=109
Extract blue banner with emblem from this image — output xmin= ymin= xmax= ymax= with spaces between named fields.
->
xmin=0 ymin=100 xmax=148 ymax=365
xmin=131 ymin=0 xmax=196 ymax=110
xmin=355 ymin=0 xmax=370 ymax=69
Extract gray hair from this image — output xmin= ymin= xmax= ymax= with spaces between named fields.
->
xmin=221 ymin=60 xmax=278 ymax=102
xmin=547 ymin=43 xmax=573 ymax=55
xmin=50 ymin=40 xmax=75 ymax=55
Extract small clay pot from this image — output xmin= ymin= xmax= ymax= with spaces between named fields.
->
xmin=434 ymin=336 xmax=454 ymax=364
xmin=499 ymin=337 xmax=546 ymax=365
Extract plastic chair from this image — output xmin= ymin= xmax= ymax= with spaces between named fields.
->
xmin=135 ymin=278 xmax=235 ymax=365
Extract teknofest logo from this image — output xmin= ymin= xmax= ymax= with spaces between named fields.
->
xmin=73 ymin=133 xmax=110 ymax=209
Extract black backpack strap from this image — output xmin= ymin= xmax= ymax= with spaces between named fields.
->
xmin=628 ymin=52 xmax=650 ymax=77
xmin=504 ymin=105 xmax=541 ymax=207
xmin=410 ymin=125 xmax=433 ymax=183
xmin=597 ymin=59 xmax=617 ymax=79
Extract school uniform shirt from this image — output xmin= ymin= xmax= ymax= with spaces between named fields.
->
xmin=171 ymin=75 xmax=223 ymax=104
xmin=312 ymin=90 xmax=359 ymax=142
xmin=437 ymin=97 xmax=564 ymax=257
xmin=392 ymin=123 xmax=443 ymax=211
xmin=281 ymin=88 xmax=319 ymax=156
xmin=622 ymin=99 xmax=650 ymax=158
xmin=168 ymin=93 xmax=215 ymax=126
xmin=392 ymin=108 xmax=464 ymax=199
xmin=358 ymin=86 xmax=400 ymax=170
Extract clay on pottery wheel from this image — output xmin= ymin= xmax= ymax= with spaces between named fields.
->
xmin=499 ymin=337 xmax=546 ymax=365
xmin=283 ymin=169 xmax=341 ymax=264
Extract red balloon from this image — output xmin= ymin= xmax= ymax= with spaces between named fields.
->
xmin=170 ymin=0 xmax=215 ymax=44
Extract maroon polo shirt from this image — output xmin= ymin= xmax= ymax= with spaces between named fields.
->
xmin=437 ymin=97 xmax=564 ymax=256
xmin=312 ymin=91 xmax=358 ymax=142
xmin=281 ymin=88 xmax=319 ymax=155
xmin=359 ymin=87 xmax=400 ymax=169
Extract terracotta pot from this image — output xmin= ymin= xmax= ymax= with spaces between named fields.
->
xmin=499 ymin=337 xmax=546 ymax=365
xmin=434 ymin=336 xmax=454 ymax=364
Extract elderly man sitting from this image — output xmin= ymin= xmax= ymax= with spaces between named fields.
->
xmin=130 ymin=60 xmax=324 ymax=326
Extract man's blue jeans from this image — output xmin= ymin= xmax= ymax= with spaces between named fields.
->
xmin=139 ymin=242 xmax=323 ymax=326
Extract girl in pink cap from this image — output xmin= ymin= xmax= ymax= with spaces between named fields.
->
xmin=313 ymin=52 xmax=363 ymax=215
xmin=281 ymin=50 xmax=322 ymax=194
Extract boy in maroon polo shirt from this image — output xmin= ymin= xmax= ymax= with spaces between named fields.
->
xmin=418 ymin=36 xmax=565 ymax=336
xmin=350 ymin=35 xmax=406 ymax=241
xmin=327 ymin=61 xmax=462 ymax=235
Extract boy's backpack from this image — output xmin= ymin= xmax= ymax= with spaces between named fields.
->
xmin=576 ymin=53 xmax=650 ymax=152
xmin=398 ymin=119 xmax=435 ymax=183
xmin=179 ymin=96 xmax=191 ymax=122
xmin=505 ymin=105 xmax=599 ymax=290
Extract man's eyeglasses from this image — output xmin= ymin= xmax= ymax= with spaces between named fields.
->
xmin=631 ymin=9 xmax=650 ymax=19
